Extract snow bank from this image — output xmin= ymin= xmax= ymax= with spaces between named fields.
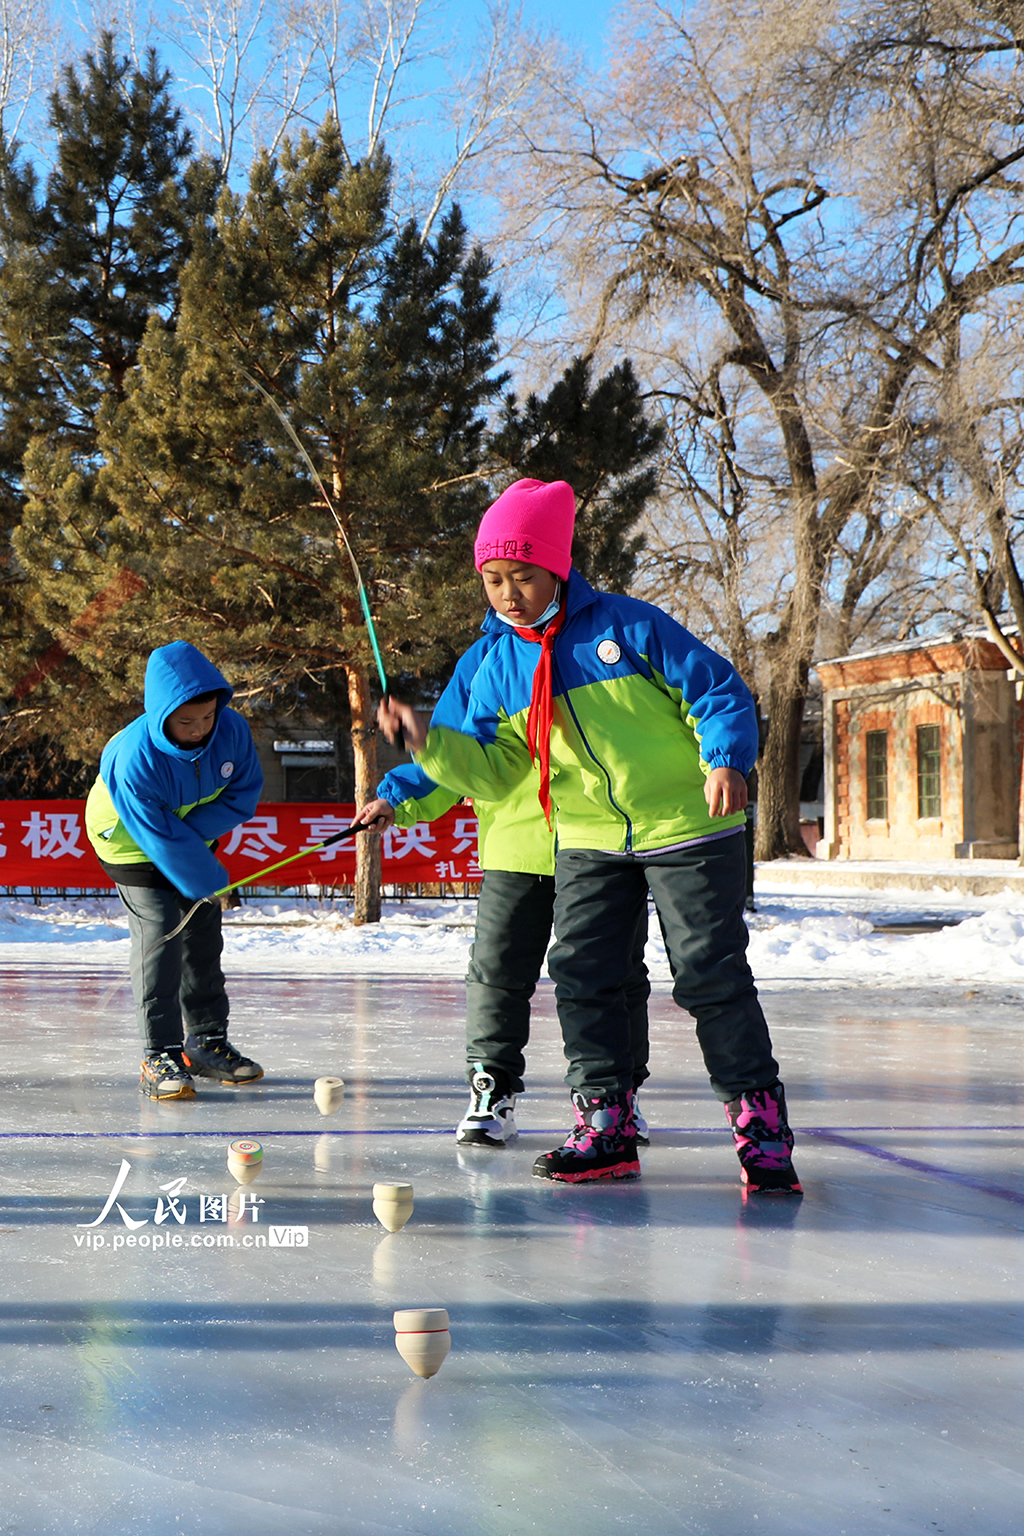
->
xmin=744 ymin=908 xmax=1024 ymax=983
xmin=2 ymin=889 xmax=1024 ymax=989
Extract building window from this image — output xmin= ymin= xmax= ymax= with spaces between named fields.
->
xmin=866 ymin=730 xmax=888 ymax=820
xmin=274 ymin=739 xmax=353 ymax=802
xmin=916 ymin=724 xmax=942 ymax=818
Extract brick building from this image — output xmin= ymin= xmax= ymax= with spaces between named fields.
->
xmin=815 ymin=629 xmax=1022 ymax=861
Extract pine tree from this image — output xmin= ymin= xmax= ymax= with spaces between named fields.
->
xmin=0 ymin=33 xmax=196 ymax=450
xmin=490 ymin=356 xmax=664 ymax=590
xmin=0 ymin=33 xmax=200 ymax=769
xmin=97 ymin=118 xmax=504 ymax=920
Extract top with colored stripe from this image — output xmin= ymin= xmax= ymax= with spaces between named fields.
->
xmin=415 ymin=569 xmax=757 ymax=853
xmin=85 ymin=643 xmax=263 ymax=900
xmin=377 ymin=634 xmax=556 ymax=876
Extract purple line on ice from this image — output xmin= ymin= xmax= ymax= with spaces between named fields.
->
xmin=2 ymin=1127 xmax=1023 ymax=1204
xmin=802 ymin=1128 xmax=1024 ymax=1208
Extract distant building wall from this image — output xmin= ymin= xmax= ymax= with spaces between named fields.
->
xmin=251 ymin=725 xmax=410 ymax=803
xmin=816 ymin=635 xmax=1022 ymax=861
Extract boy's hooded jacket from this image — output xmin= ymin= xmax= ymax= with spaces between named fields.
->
xmin=414 ymin=570 xmax=757 ymax=854
xmin=85 ymin=643 xmax=263 ymax=900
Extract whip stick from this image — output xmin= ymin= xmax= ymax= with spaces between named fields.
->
xmin=237 ymin=367 xmax=393 ymax=697
xmin=163 ymin=821 xmax=370 ymax=941
xmin=237 ymin=365 xmax=404 ymax=745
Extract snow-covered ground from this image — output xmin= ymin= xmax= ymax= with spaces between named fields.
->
xmin=4 ymin=875 xmax=1024 ymax=987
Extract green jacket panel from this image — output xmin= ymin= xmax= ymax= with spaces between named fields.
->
xmin=385 ymin=770 xmax=555 ymax=875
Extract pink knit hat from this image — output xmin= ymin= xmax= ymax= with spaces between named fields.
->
xmin=474 ymin=479 xmax=576 ymax=580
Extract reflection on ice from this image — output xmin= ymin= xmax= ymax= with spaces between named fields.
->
xmin=392 ymin=1376 xmax=431 ymax=1456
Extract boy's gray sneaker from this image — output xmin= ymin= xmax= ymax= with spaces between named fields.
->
xmin=455 ymin=1069 xmax=517 ymax=1146
xmin=182 ymin=1035 xmax=263 ymax=1084
xmin=140 ymin=1049 xmax=196 ymax=1101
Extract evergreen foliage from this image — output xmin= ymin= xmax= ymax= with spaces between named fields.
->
xmin=0 ymin=33 xmax=200 ymax=763
xmin=0 ymin=32 xmax=197 ymax=459
xmin=97 ymin=119 xmax=504 ymax=721
xmin=0 ymin=738 xmax=97 ymax=799
xmin=0 ymin=34 xmax=665 ymax=850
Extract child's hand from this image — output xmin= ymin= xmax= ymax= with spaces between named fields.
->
xmin=356 ymin=799 xmax=396 ymax=832
xmin=378 ymin=698 xmax=427 ymax=751
xmin=705 ymin=767 xmax=748 ymax=817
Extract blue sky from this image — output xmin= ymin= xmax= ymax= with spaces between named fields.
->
xmin=521 ymin=0 xmax=616 ymax=60
xmin=32 ymin=3 xmax=622 ymax=181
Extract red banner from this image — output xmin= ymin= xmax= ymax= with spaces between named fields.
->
xmin=0 ymin=802 xmax=481 ymax=889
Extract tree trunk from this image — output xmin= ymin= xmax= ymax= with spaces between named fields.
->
xmin=755 ymin=672 xmax=810 ymax=861
xmin=347 ymin=662 xmax=382 ymax=924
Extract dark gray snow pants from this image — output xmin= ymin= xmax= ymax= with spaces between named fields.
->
xmin=117 ymin=883 xmax=230 ymax=1053
xmin=465 ymin=869 xmax=651 ymax=1094
xmin=548 ymin=830 xmax=779 ymax=1100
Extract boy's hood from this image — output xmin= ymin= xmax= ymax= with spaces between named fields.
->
xmin=143 ymin=643 xmax=233 ymax=758
xmin=480 ymin=567 xmax=596 ymax=636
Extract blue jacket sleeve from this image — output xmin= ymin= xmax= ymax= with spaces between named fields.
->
xmin=416 ymin=635 xmax=533 ymax=801
xmin=418 ymin=689 xmax=532 ymax=801
xmin=183 ymin=720 xmax=264 ymax=841
xmin=376 ymin=758 xmax=460 ymax=823
xmin=377 ymin=763 xmax=442 ymax=808
xmin=105 ymin=763 xmax=229 ymax=901
xmin=377 ymin=763 xmax=461 ymax=826
xmin=638 ymin=605 xmax=759 ymax=774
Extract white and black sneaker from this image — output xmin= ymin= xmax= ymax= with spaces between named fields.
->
xmin=631 ymin=1088 xmax=650 ymax=1146
xmin=455 ymin=1069 xmax=517 ymax=1147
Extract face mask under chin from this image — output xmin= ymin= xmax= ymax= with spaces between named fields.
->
xmin=494 ymin=584 xmax=561 ymax=629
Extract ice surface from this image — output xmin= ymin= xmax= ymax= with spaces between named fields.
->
xmin=0 ymin=896 xmax=1022 ymax=1533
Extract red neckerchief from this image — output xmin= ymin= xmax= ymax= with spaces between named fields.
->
xmin=517 ymin=595 xmax=568 ymax=825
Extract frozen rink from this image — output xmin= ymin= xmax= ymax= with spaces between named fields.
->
xmin=0 ymin=942 xmax=1022 ymax=1533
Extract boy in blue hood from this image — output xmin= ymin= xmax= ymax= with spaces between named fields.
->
xmin=85 ymin=642 xmax=264 ymax=1100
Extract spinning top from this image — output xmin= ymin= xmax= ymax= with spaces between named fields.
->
xmin=393 ymin=1308 xmax=451 ymax=1379
xmin=372 ymin=1181 xmax=413 ymax=1232
xmin=313 ymin=1076 xmax=345 ymax=1115
xmin=227 ymin=1138 xmax=262 ymax=1185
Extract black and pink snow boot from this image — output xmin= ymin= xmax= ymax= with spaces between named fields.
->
xmin=724 ymin=1081 xmax=801 ymax=1195
xmin=532 ymin=1089 xmax=641 ymax=1183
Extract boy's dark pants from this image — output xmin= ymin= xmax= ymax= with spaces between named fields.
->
xmin=465 ymin=870 xmax=650 ymax=1095
xmin=116 ymin=884 xmax=230 ymax=1053
xmin=549 ymin=831 xmax=778 ymax=1099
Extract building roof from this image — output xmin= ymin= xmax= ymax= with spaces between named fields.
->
xmin=815 ymin=620 xmax=1018 ymax=670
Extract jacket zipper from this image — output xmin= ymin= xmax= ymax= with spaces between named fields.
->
xmin=552 ymin=653 xmax=633 ymax=851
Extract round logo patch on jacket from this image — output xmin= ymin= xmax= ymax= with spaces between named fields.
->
xmin=220 ymin=761 xmax=235 ymax=778
xmin=596 ymin=640 xmax=621 ymax=665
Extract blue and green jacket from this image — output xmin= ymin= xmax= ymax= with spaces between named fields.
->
xmin=415 ymin=569 xmax=757 ymax=853
xmin=378 ymin=635 xmax=556 ymax=875
xmin=85 ymin=642 xmax=263 ymax=900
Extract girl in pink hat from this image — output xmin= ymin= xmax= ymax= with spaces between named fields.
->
xmin=358 ymin=479 xmax=652 ymax=1149
xmin=374 ymin=478 xmax=799 ymax=1194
